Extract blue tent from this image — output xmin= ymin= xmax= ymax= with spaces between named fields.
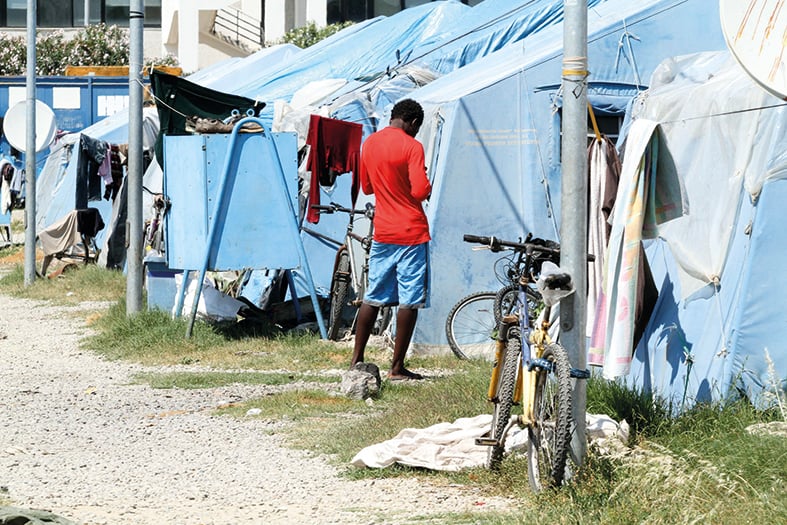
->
xmin=272 ymin=0 xmax=589 ymax=308
xmin=233 ymin=1 xmax=470 ymax=125
xmin=401 ymin=0 xmax=728 ymax=352
xmin=616 ymin=51 xmax=787 ymax=408
xmin=185 ymin=43 xmax=302 ymax=93
xmin=34 ymin=107 xmax=160 ymax=258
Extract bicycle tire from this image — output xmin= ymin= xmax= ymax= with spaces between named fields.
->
xmin=327 ymin=247 xmax=351 ymax=341
xmin=487 ymin=329 xmax=521 ymax=470
xmin=444 ymin=292 xmax=498 ymax=360
xmin=373 ymin=306 xmax=393 ymax=336
xmin=527 ymin=342 xmax=573 ymax=492
xmin=494 ymin=284 xmax=543 ymax=325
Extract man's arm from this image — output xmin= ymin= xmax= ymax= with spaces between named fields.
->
xmin=359 ymin=153 xmax=374 ymax=195
xmin=408 ymin=143 xmax=431 ymax=201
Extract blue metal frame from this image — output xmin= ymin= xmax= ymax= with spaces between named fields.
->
xmin=177 ymin=116 xmax=327 ymax=339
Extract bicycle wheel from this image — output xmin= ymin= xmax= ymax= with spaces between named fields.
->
xmin=494 ymin=284 xmax=543 ymax=325
xmin=327 ymin=247 xmax=351 ymax=341
xmin=373 ymin=306 xmax=393 ymax=336
xmin=527 ymin=342 xmax=573 ymax=492
xmin=445 ymin=292 xmax=497 ymax=360
xmin=487 ymin=328 xmax=521 ymax=470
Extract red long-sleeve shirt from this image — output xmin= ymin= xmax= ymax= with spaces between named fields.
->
xmin=359 ymin=126 xmax=431 ymax=245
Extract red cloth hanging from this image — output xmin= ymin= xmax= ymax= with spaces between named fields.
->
xmin=305 ymin=115 xmax=363 ymax=223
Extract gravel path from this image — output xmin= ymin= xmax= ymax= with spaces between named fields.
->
xmin=0 ymin=293 xmax=511 ymax=525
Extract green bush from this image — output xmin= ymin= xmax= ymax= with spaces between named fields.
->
xmin=0 ymin=33 xmax=26 ymax=76
xmin=66 ymin=23 xmax=129 ymax=69
xmin=279 ymin=20 xmax=354 ymax=49
xmin=0 ymin=24 xmax=179 ymax=76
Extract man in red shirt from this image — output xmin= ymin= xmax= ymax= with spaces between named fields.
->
xmin=350 ymin=99 xmax=431 ymax=380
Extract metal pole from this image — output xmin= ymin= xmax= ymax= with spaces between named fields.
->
xmin=126 ymin=1 xmax=144 ymax=314
xmin=560 ymin=0 xmax=589 ymax=468
xmin=23 ymin=0 xmax=36 ymax=286
xmin=84 ymin=0 xmax=89 ymax=26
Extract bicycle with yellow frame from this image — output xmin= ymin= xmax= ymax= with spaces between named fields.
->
xmin=463 ymin=233 xmax=589 ymax=492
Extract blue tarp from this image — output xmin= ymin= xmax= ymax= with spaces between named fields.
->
xmin=185 ymin=44 xmax=301 ymax=93
xmin=401 ymin=0 xmax=728 ymax=352
xmin=244 ymin=0 xmax=582 ymax=306
xmin=234 ymin=1 xmax=470 ymax=125
xmin=620 ymin=51 xmax=787 ymax=408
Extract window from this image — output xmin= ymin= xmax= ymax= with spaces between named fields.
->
xmin=1 ymin=0 xmax=161 ymax=28
xmin=327 ymin=0 xmax=479 ymax=24
xmin=6 ymin=0 xmax=24 ymax=26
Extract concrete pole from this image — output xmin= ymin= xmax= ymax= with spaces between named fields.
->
xmin=23 ymin=0 xmax=36 ymax=286
xmin=560 ymin=0 xmax=589 ymax=467
xmin=126 ymin=1 xmax=144 ymax=314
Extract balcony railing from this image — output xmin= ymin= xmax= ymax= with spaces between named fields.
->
xmin=212 ymin=8 xmax=264 ymax=51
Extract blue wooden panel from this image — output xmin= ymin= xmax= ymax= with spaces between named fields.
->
xmin=164 ymin=131 xmax=299 ymax=271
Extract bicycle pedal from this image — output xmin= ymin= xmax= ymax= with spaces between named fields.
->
xmin=527 ymin=357 xmax=554 ymax=372
xmin=570 ymin=368 xmax=590 ymax=379
xmin=475 ymin=437 xmax=497 ymax=447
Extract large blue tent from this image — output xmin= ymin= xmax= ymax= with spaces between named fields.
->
xmin=401 ymin=0 xmax=728 ymax=352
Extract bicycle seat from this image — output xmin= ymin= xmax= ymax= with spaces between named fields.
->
xmin=541 ymin=272 xmax=572 ymax=291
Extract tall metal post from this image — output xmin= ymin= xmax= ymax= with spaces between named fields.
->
xmin=560 ymin=0 xmax=589 ymax=467
xmin=84 ymin=0 xmax=90 ymax=26
xmin=126 ymin=1 xmax=144 ymax=314
xmin=23 ymin=0 xmax=36 ymax=286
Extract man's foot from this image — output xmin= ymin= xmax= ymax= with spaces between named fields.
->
xmin=387 ymin=369 xmax=424 ymax=381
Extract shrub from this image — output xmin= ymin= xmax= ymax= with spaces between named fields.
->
xmin=67 ymin=23 xmax=129 ymax=68
xmin=0 ymin=33 xmax=25 ymax=76
xmin=279 ymin=20 xmax=354 ymax=49
xmin=0 ymin=24 xmax=179 ymax=76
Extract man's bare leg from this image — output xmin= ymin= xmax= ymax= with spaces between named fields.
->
xmin=389 ymin=307 xmax=422 ymax=380
xmin=350 ymin=303 xmax=379 ymax=367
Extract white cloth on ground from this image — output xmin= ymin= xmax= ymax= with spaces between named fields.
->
xmin=351 ymin=413 xmax=628 ymax=472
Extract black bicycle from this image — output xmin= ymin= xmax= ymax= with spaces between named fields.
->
xmin=444 ymin=233 xmax=557 ymax=360
xmin=308 ymin=202 xmax=392 ymax=341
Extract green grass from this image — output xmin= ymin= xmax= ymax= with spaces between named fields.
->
xmin=586 ymin=374 xmax=673 ymax=442
xmin=216 ymin=389 xmax=363 ymax=421
xmin=0 ymin=262 xmax=125 ymax=304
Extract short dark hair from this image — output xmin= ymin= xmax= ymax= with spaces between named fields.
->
xmin=391 ymin=98 xmax=424 ymax=126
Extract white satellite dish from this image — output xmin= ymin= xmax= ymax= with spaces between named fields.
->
xmin=2 ymin=99 xmax=57 ymax=153
xmin=720 ymin=0 xmax=787 ymax=100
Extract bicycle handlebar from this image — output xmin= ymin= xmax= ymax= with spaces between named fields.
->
xmin=311 ymin=202 xmax=374 ymax=219
xmin=463 ymin=233 xmax=594 ymax=261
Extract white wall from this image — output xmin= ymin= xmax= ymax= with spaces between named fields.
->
xmin=162 ymin=0 xmax=327 ymax=70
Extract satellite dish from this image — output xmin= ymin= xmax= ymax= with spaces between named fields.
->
xmin=720 ymin=0 xmax=787 ymax=100
xmin=2 ymin=99 xmax=57 ymax=153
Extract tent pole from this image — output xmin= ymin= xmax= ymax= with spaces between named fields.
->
xmin=560 ymin=0 xmax=589 ymax=468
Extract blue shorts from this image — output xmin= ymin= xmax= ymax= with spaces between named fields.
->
xmin=364 ymin=241 xmax=429 ymax=309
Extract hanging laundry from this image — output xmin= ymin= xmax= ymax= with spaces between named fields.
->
xmin=76 ymin=134 xmax=107 ymax=208
xmin=589 ymin=120 xmax=679 ymax=378
xmin=586 ymin=135 xmax=620 ymax=339
xmin=304 ymin=115 xmax=362 ymax=223
xmin=103 ymin=144 xmax=125 ymax=201
xmin=0 ymin=158 xmax=12 ymax=214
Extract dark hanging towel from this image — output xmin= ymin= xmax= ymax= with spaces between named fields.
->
xmin=76 ymin=134 xmax=107 ymax=208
